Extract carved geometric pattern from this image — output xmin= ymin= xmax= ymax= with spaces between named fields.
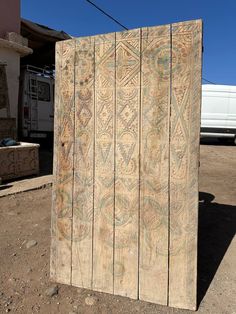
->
xmin=119 ymin=102 xmax=138 ymax=130
xmin=98 ymin=141 xmax=112 ymax=163
xmin=117 ymin=142 xmax=136 ymax=166
xmin=116 ymin=41 xmax=140 ymax=86
xmin=97 ymin=102 xmax=112 ymax=129
xmin=77 ymin=105 xmax=92 ymax=127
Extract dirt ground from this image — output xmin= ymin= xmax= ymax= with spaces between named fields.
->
xmin=0 ymin=140 xmax=236 ymax=314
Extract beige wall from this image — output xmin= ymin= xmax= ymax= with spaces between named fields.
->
xmin=0 ymin=0 xmax=20 ymax=39
xmin=0 ymin=0 xmax=32 ymax=131
xmin=0 ymin=0 xmax=23 ymax=127
xmin=0 ymin=48 xmax=20 ymax=120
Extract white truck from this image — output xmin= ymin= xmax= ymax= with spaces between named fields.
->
xmin=201 ymin=84 xmax=236 ymax=144
xmin=18 ymin=65 xmax=54 ymax=142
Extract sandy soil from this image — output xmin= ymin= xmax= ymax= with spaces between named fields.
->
xmin=0 ymin=141 xmax=235 ymax=314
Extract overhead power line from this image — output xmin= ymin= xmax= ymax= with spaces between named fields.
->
xmin=202 ymin=77 xmax=216 ymax=85
xmin=84 ymin=0 xmax=128 ymax=30
xmin=85 ymin=0 xmax=217 ymax=85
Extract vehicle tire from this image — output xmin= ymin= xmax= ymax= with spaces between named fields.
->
xmin=234 ymin=136 xmax=236 ymax=145
xmin=218 ymin=138 xmax=230 ymax=144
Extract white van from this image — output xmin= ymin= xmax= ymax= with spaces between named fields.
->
xmin=201 ymin=84 xmax=236 ymax=143
xmin=18 ymin=65 xmax=54 ymax=141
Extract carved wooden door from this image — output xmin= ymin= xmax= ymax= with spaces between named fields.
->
xmin=51 ymin=19 xmax=202 ymax=310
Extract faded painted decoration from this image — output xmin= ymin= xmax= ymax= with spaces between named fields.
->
xmin=51 ymin=20 xmax=202 ymax=310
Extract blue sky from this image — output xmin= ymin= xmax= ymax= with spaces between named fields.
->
xmin=22 ymin=0 xmax=236 ymax=85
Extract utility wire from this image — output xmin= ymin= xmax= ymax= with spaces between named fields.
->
xmin=202 ymin=77 xmax=216 ymax=84
xmin=85 ymin=0 xmax=217 ymax=85
xmin=84 ymin=0 xmax=128 ymax=30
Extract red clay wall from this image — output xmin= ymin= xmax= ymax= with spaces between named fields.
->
xmin=0 ymin=0 xmax=20 ymax=38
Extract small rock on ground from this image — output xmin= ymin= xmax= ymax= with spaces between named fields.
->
xmin=25 ymin=240 xmax=37 ymax=249
xmin=45 ymin=285 xmax=58 ymax=297
xmin=85 ymin=296 xmax=97 ymax=306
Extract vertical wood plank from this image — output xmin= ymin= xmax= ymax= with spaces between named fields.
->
xmin=169 ymin=20 xmax=202 ymax=310
xmin=139 ymin=25 xmax=171 ymax=305
xmin=114 ymin=29 xmax=140 ymax=298
xmin=72 ymin=37 xmax=95 ymax=289
xmin=93 ymin=33 xmax=116 ymax=293
xmin=50 ymin=40 xmax=61 ymax=281
xmin=50 ymin=39 xmax=75 ymax=284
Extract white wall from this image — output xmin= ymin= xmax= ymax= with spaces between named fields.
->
xmin=0 ymin=47 xmax=20 ymax=122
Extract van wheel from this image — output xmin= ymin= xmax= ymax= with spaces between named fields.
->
xmin=234 ymin=136 xmax=236 ymax=145
xmin=218 ymin=138 xmax=230 ymax=144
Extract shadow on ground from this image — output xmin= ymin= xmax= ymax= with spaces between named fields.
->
xmin=198 ymin=192 xmax=236 ymax=307
xmin=39 ymin=147 xmax=53 ymax=176
xmin=0 ymin=184 xmax=13 ymax=190
xmin=200 ymin=137 xmax=235 ymax=146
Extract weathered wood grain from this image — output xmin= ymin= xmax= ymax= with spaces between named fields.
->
xmin=51 ymin=39 xmax=76 ymax=284
xmin=114 ymin=29 xmax=140 ymax=299
xmin=72 ymin=37 xmax=95 ymax=289
xmin=93 ymin=33 xmax=116 ymax=293
xmin=139 ymin=24 xmax=171 ymax=305
xmin=168 ymin=20 xmax=202 ymax=310
xmin=50 ymin=41 xmax=61 ymax=282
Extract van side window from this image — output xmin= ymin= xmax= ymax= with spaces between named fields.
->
xmin=38 ymin=81 xmax=50 ymax=102
xmin=28 ymin=79 xmax=51 ymax=102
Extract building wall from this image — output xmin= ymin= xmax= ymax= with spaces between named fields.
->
xmin=0 ymin=0 xmax=20 ymax=39
xmin=0 ymin=48 xmax=20 ymax=120
xmin=0 ymin=0 xmax=21 ymax=127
